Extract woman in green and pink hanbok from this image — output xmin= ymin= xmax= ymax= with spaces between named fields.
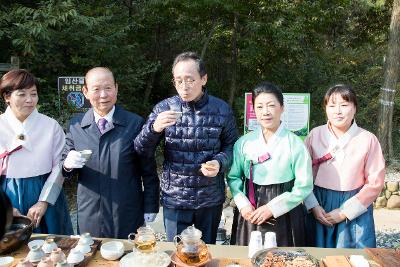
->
xmin=227 ymin=81 xmax=313 ymax=246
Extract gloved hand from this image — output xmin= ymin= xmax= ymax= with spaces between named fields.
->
xmin=64 ymin=150 xmax=86 ymax=170
xmin=144 ymin=213 xmax=157 ymax=223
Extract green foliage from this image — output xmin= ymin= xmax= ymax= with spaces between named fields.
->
xmin=0 ymin=0 xmax=398 ymax=158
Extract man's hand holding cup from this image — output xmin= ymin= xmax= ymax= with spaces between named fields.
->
xmin=200 ymin=160 xmax=220 ymax=177
xmin=152 ymin=110 xmax=181 ymax=133
xmin=64 ymin=150 xmax=91 ymax=170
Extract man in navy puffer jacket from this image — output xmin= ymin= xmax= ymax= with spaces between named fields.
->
xmin=135 ymin=52 xmax=238 ymax=244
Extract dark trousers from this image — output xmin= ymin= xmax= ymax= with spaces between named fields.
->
xmin=163 ymin=204 xmax=223 ymax=244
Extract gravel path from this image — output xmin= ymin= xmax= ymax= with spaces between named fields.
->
xmin=376 ymin=229 xmax=400 ymax=248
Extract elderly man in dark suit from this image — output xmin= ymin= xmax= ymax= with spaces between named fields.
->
xmin=62 ymin=67 xmax=159 ymax=238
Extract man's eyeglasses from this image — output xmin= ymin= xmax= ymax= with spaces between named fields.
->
xmin=172 ymin=78 xmax=196 ymax=88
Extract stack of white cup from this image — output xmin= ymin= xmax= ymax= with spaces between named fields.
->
xmin=248 ymin=231 xmax=263 ymax=258
xmin=264 ymin=232 xmax=277 ymax=249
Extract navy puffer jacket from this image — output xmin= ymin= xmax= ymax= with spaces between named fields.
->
xmin=134 ymin=90 xmax=238 ymax=209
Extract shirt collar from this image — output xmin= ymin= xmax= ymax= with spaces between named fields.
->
xmin=93 ymin=106 xmax=115 ymax=124
xmin=4 ymin=106 xmax=39 ymax=151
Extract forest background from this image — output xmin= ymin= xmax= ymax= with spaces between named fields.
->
xmin=1 ymin=0 xmax=399 ymax=164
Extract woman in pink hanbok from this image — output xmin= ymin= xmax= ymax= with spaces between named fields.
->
xmin=304 ymin=84 xmax=385 ymax=248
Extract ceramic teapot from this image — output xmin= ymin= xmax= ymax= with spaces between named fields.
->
xmin=173 ymin=225 xmax=208 ymax=265
xmin=128 ymin=226 xmax=156 ymax=253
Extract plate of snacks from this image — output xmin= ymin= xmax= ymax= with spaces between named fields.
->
xmin=251 ymin=248 xmax=319 ymax=267
xmin=119 ymin=251 xmax=171 ymax=267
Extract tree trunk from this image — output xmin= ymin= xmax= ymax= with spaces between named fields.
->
xmin=378 ymin=0 xmax=400 ymax=161
xmin=228 ymin=13 xmax=238 ymax=106
xmin=144 ymin=24 xmax=161 ymax=103
xmin=123 ymin=0 xmax=133 ymax=17
xmin=200 ymin=15 xmax=217 ymax=59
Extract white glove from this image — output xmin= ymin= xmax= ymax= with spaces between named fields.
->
xmin=144 ymin=213 xmax=157 ymax=223
xmin=64 ymin=150 xmax=86 ymax=169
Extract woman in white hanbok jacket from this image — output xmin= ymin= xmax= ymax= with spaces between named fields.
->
xmin=0 ymin=69 xmax=72 ymax=234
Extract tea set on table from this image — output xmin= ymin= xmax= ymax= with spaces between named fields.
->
xmin=2 ymin=225 xmax=211 ymax=267
xmin=15 ymin=232 xmax=95 ymax=266
xmin=100 ymin=225 xmax=211 ymax=267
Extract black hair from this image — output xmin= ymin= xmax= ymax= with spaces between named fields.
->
xmin=172 ymin=52 xmax=207 ymax=77
xmin=252 ymin=81 xmax=284 ymax=107
xmin=324 ymin=84 xmax=357 ymax=110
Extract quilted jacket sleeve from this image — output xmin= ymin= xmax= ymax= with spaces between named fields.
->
xmin=213 ymin=107 xmax=239 ymax=173
xmin=134 ymin=104 xmax=164 ymax=157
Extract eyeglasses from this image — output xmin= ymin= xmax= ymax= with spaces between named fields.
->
xmin=172 ymin=78 xmax=196 ymax=88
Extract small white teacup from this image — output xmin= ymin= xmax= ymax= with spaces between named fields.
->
xmin=248 ymin=231 xmax=263 ymax=258
xmin=67 ymin=248 xmax=84 ymax=265
xmin=173 ymin=111 xmax=183 ymax=120
xmin=75 ymin=239 xmax=91 ymax=254
xmin=28 ymin=239 xmax=45 ymax=250
xmin=27 ymin=245 xmax=45 ymax=263
xmin=42 ymin=238 xmax=58 ymax=254
xmin=264 ymin=232 xmax=277 ymax=249
xmin=55 ymin=260 xmax=71 ymax=267
xmin=79 ymin=233 xmax=94 ymax=246
xmin=78 ymin=150 xmax=92 ymax=161
xmin=50 ymin=248 xmax=66 ymax=263
xmin=16 ymin=258 xmax=33 ymax=267
xmin=0 ymin=256 xmax=14 ymax=267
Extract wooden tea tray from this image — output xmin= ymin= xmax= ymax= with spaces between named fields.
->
xmin=54 ymin=236 xmax=102 ymax=267
xmin=365 ymin=248 xmax=400 ymax=267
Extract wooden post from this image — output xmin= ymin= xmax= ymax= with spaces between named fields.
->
xmin=11 ymin=56 xmax=20 ymax=69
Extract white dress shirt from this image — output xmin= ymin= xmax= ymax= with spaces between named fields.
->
xmin=0 ymin=107 xmax=66 ymax=205
xmin=93 ymin=106 xmax=115 ymax=133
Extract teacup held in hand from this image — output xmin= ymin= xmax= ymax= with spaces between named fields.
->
xmin=173 ymin=111 xmax=183 ymax=119
xmin=78 ymin=150 xmax=92 ymax=161
xmin=201 ymin=163 xmax=218 ymax=171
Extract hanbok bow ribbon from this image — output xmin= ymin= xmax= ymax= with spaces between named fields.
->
xmin=248 ymin=152 xmax=271 ymax=208
xmin=0 ymin=145 xmax=22 ymax=174
xmin=312 ymin=152 xmax=333 ymax=166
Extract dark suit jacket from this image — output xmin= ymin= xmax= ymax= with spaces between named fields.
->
xmin=63 ymin=105 xmax=159 ymax=238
